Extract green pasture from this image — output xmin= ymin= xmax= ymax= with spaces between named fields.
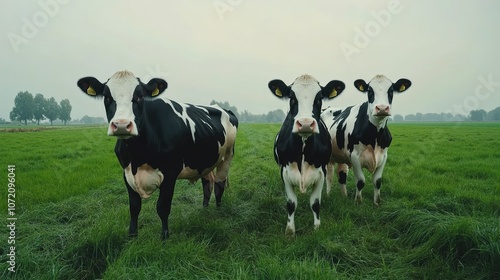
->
xmin=0 ymin=123 xmax=499 ymax=279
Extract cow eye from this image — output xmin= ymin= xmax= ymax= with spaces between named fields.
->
xmin=133 ymin=95 xmax=143 ymax=103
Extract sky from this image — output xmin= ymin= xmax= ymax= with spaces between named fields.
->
xmin=1 ymin=0 xmax=500 ymax=121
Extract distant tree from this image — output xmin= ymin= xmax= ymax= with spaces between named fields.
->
xmin=393 ymin=114 xmax=404 ymax=122
xmin=239 ymin=110 xmax=251 ymax=122
xmin=33 ymin=93 xmax=46 ymax=125
xmin=442 ymin=113 xmax=455 ymax=121
xmin=45 ymin=97 xmax=60 ymax=125
xmin=80 ymin=115 xmax=106 ymax=124
xmin=416 ymin=112 xmax=424 ymax=121
xmin=423 ymin=113 xmax=442 ymax=121
xmin=10 ymin=91 xmax=34 ymax=125
xmin=469 ymin=109 xmax=487 ymax=121
xmin=59 ymin=99 xmax=72 ymax=125
xmin=0 ymin=118 xmax=6 ymax=124
xmin=455 ymin=114 xmax=466 ymax=121
xmin=487 ymin=107 xmax=500 ymax=121
xmin=266 ymin=109 xmax=285 ymax=123
xmin=405 ymin=114 xmax=416 ymax=121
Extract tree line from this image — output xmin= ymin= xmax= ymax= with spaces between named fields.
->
xmin=393 ymin=107 xmax=500 ymax=122
xmin=6 ymin=94 xmax=498 ymax=125
xmin=210 ymin=100 xmax=500 ymax=123
xmin=9 ymin=91 xmax=72 ymax=125
xmin=210 ymin=100 xmax=286 ymax=123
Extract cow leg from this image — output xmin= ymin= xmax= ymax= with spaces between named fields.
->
xmin=156 ymin=178 xmax=176 ymax=240
xmin=201 ymin=177 xmax=212 ymax=207
xmin=351 ymin=157 xmax=365 ymax=205
xmin=214 ymin=180 xmax=226 ymax=207
xmin=284 ymin=179 xmax=297 ymax=236
xmin=337 ymin=163 xmax=349 ymax=197
xmin=325 ymin=162 xmax=334 ymax=195
xmin=372 ymin=155 xmax=388 ymax=207
xmin=213 ymin=149 xmax=234 ymax=207
xmin=125 ymin=173 xmax=141 ymax=237
xmin=310 ymin=173 xmax=324 ymax=230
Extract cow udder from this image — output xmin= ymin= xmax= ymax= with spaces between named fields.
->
xmin=125 ymin=164 xmax=164 ymax=199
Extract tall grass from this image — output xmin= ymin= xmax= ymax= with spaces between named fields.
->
xmin=0 ymin=123 xmax=499 ymax=279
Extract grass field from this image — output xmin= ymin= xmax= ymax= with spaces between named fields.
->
xmin=0 ymin=122 xmax=499 ymax=279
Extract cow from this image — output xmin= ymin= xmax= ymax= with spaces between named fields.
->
xmin=322 ymin=75 xmax=411 ymax=206
xmin=269 ymin=74 xmax=345 ymax=235
xmin=77 ymin=70 xmax=238 ymax=240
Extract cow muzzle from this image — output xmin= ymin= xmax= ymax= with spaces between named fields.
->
xmin=108 ymin=119 xmax=137 ymax=138
xmin=374 ymin=105 xmax=391 ymax=117
xmin=293 ymin=118 xmax=318 ymax=137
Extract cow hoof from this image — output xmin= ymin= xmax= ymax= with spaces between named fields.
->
xmin=340 ymin=186 xmax=347 ymax=197
xmin=161 ymin=230 xmax=169 ymax=241
xmin=285 ymin=226 xmax=295 ymax=237
xmin=128 ymin=232 xmax=138 ymax=238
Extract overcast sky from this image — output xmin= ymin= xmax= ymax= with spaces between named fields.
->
xmin=1 ymin=0 xmax=500 ymax=121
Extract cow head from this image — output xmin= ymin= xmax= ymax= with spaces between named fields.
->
xmin=77 ymin=70 xmax=168 ymax=138
xmin=269 ymin=74 xmax=345 ymax=138
xmin=354 ymin=75 xmax=411 ymax=120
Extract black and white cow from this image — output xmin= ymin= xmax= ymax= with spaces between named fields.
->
xmin=322 ymin=75 xmax=411 ymax=206
xmin=77 ymin=70 xmax=238 ymax=240
xmin=269 ymin=74 xmax=345 ymax=235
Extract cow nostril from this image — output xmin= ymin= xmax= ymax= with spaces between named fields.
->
xmin=127 ymin=122 xmax=133 ymax=131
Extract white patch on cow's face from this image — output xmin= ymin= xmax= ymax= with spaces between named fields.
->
xmin=367 ymin=75 xmax=394 ymax=122
xmin=106 ymin=71 xmax=141 ymax=137
xmin=290 ymin=75 xmax=323 ymax=136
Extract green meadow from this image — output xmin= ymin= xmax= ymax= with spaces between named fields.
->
xmin=0 ymin=123 xmax=499 ymax=279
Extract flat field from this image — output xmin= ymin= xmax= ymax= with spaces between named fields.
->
xmin=0 ymin=123 xmax=499 ymax=279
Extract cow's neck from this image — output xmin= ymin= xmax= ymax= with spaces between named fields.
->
xmin=368 ymin=113 xmax=389 ymax=131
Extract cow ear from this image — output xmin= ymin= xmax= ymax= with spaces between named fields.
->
xmin=393 ymin=78 xmax=411 ymax=93
xmin=77 ymin=77 xmax=104 ymax=97
xmin=354 ymin=79 xmax=368 ymax=92
xmin=144 ymin=78 xmax=168 ymax=97
xmin=322 ymin=80 xmax=345 ymax=99
xmin=268 ymin=79 xmax=290 ymax=98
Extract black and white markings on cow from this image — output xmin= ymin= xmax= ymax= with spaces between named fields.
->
xmin=321 ymin=75 xmax=411 ymax=206
xmin=269 ymin=74 xmax=345 ymax=236
xmin=77 ymin=70 xmax=238 ymax=240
